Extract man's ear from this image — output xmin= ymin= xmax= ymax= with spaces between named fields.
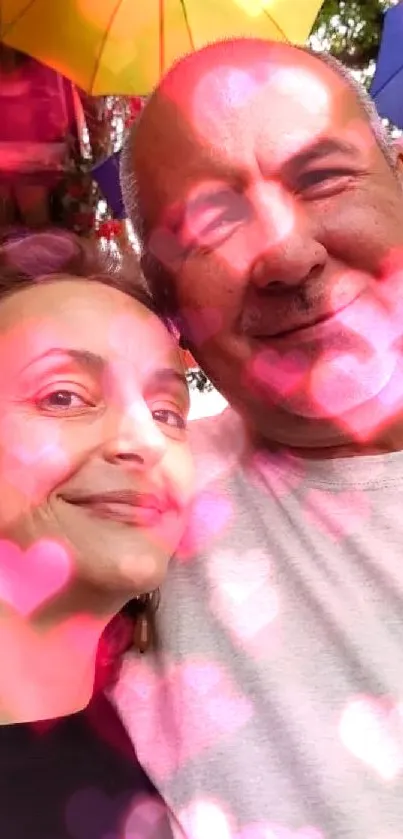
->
xmin=392 ymin=137 xmax=403 ymax=171
xmin=179 ymin=333 xmax=190 ymax=349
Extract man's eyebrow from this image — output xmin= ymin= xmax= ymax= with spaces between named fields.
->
xmin=163 ymin=137 xmax=359 ymax=233
xmin=282 ymin=137 xmax=359 ymax=175
xmin=22 ymin=348 xmax=106 ymax=374
xmin=165 ymin=175 xmax=246 ymax=233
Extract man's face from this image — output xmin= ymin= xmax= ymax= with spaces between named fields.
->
xmin=135 ymin=44 xmax=403 ymax=448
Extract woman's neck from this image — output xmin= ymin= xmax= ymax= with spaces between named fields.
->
xmin=0 ymin=608 xmax=111 ymax=725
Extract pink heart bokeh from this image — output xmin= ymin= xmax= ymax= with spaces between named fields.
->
xmin=113 ymin=657 xmax=253 ymax=782
xmin=175 ymin=798 xmax=325 ymax=839
xmin=207 ymin=548 xmax=281 ymax=658
xmin=340 ymin=695 xmax=403 ymax=780
xmin=0 ymin=538 xmax=71 ymax=615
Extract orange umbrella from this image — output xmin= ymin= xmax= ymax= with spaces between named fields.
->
xmin=1 ymin=0 xmax=324 ymax=95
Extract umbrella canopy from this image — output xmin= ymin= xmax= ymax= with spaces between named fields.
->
xmin=1 ymin=0 xmax=324 ymax=95
xmin=370 ymin=0 xmax=403 ymax=130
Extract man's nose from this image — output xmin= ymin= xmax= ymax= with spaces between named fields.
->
xmin=102 ymin=402 xmax=167 ymax=470
xmin=248 ymin=182 xmax=327 ymax=290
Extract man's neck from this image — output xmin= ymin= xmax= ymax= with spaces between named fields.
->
xmin=251 ymin=414 xmax=403 ymax=461
xmin=284 ymin=441 xmax=401 ymax=460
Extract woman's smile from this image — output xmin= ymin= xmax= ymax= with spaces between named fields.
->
xmin=62 ymin=489 xmax=177 ymax=528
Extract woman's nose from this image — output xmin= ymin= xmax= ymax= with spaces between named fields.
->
xmin=102 ymin=403 xmax=167 ymax=470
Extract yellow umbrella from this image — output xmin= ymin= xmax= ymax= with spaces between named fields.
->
xmin=0 ymin=0 xmax=324 ymax=95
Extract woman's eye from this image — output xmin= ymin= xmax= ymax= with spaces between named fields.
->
xmin=152 ymin=407 xmax=187 ymax=431
xmin=36 ymin=389 xmax=94 ymax=411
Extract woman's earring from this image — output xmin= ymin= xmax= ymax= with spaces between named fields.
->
xmin=131 ymin=589 xmax=160 ymax=654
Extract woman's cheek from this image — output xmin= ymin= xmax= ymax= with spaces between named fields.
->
xmin=0 ymin=414 xmax=72 ymax=515
xmin=166 ymin=442 xmax=195 ymax=508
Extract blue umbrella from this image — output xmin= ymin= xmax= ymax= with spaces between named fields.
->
xmin=370 ymin=0 xmax=403 ymax=129
xmin=91 ymin=150 xmax=124 ymax=219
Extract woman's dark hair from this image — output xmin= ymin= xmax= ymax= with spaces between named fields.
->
xmin=0 ymin=229 xmax=173 ymax=331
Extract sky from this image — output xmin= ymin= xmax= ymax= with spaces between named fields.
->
xmin=189 ymin=385 xmax=227 ymax=420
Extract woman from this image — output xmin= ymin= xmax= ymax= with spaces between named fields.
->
xmin=0 ymin=230 xmax=194 ymax=838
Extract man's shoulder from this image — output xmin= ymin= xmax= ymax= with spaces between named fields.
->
xmin=188 ymin=407 xmax=245 ymax=455
xmin=188 ymin=408 xmax=249 ymax=490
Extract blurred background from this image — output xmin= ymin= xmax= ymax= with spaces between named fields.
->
xmin=0 ymin=0 xmax=402 ymax=417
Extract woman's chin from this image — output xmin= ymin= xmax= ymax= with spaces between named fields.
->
xmin=77 ymin=551 xmax=169 ymax=601
xmin=56 ymin=505 xmax=183 ymax=598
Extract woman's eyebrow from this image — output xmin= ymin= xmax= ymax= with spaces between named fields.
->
xmin=20 ymin=353 xmax=189 ymax=402
xmin=20 ymin=348 xmax=106 ymax=375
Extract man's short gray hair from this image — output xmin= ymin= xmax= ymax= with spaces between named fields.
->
xmin=300 ymin=47 xmax=397 ymax=170
xmin=120 ymin=42 xmax=397 ymax=262
xmin=120 ymin=119 xmax=146 ymax=249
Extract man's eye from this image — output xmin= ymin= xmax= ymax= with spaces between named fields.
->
xmin=153 ymin=407 xmax=187 ymax=431
xmin=186 ymin=194 xmax=248 ymax=247
xmin=201 ymin=209 xmax=241 ymax=237
xmin=36 ymin=389 xmax=94 ymax=411
xmin=297 ymin=168 xmax=353 ymax=194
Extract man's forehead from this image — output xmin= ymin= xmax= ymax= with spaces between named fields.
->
xmin=138 ymin=43 xmax=353 ymax=168
xmin=133 ymin=42 xmax=362 ymax=224
xmin=158 ymin=40 xmax=344 ymax=111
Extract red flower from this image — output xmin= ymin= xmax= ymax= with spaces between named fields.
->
xmin=97 ymin=219 xmax=122 ymax=239
xmin=125 ymin=96 xmax=144 ymax=128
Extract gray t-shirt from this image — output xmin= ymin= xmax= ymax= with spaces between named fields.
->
xmin=112 ymin=409 xmax=403 ymax=839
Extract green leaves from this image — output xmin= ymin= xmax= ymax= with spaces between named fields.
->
xmin=312 ymin=0 xmax=394 ymax=70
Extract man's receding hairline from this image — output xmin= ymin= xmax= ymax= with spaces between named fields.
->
xmin=120 ymin=37 xmax=398 ymax=263
xmin=157 ymin=39 xmax=386 ymax=129
xmin=160 ymin=37 xmax=320 ymax=81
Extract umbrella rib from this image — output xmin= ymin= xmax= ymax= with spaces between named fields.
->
xmin=159 ymin=0 xmax=165 ymax=78
xmin=179 ymin=0 xmax=195 ymax=51
xmin=0 ymin=0 xmax=38 ymax=38
xmin=260 ymin=7 xmax=290 ymax=43
xmin=178 ymin=0 xmax=289 ymax=50
xmin=88 ymin=0 xmax=125 ymax=95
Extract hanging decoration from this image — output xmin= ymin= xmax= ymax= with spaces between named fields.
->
xmin=91 ymin=96 xmax=145 ymax=230
xmin=0 ymin=43 xmax=143 ymax=246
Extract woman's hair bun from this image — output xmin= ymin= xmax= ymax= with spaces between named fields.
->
xmin=0 ymin=230 xmax=89 ymax=279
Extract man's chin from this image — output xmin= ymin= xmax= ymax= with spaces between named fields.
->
xmin=250 ymin=345 xmax=398 ymax=418
xmin=261 ymin=362 xmax=403 ymax=446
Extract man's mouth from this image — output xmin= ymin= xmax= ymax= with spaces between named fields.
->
xmin=256 ymin=308 xmax=340 ymax=341
xmin=247 ymin=292 xmax=362 ymax=342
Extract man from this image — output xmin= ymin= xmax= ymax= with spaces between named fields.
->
xmin=113 ymin=39 xmax=403 ymax=838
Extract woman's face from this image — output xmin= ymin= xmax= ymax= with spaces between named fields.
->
xmin=0 ymin=278 xmax=193 ymax=608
